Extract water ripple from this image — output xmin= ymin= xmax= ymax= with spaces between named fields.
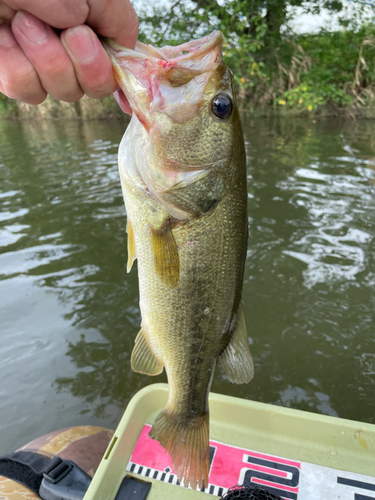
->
xmin=0 ymin=117 xmax=375 ymax=454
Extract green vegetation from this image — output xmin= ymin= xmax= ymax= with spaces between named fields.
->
xmin=136 ymin=0 xmax=375 ymax=115
xmin=0 ymin=93 xmax=19 ymax=118
xmin=1 ymin=0 xmax=375 ymax=118
xmin=275 ymin=27 xmax=375 ymax=113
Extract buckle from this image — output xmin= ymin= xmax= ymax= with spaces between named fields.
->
xmin=43 ymin=458 xmax=73 ymax=484
xmin=40 ymin=459 xmax=91 ymax=500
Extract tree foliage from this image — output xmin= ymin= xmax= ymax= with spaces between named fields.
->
xmin=1 ymin=0 xmax=374 ymax=117
xmin=136 ymin=0 xmax=345 ymax=44
xmin=134 ymin=0 xmax=375 ymax=112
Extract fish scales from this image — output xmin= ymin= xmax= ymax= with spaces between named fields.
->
xmin=104 ymin=30 xmax=254 ymax=489
xmin=123 ymin=131 xmax=247 ymax=397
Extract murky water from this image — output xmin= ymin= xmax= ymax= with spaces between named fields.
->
xmin=0 ymin=116 xmax=374 ymax=454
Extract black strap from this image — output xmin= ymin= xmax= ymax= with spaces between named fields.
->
xmin=115 ymin=476 xmax=152 ymax=500
xmin=0 ymin=451 xmax=64 ymax=496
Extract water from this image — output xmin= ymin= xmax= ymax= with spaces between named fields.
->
xmin=0 ymin=116 xmax=374 ymax=454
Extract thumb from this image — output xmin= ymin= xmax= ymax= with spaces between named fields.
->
xmin=86 ymin=0 xmax=139 ymax=49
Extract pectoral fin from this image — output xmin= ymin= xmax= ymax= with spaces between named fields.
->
xmin=126 ymin=219 xmax=136 ymax=273
xmin=131 ymin=328 xmax=163 ymax=375
xmin=151 ymin=220 xmax=180 ymax=288
xmin=220 ymin=305 xmax=254 ymax=384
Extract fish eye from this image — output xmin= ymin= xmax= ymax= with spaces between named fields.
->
xmin=211 ymin=93 xmax=233 ymax=119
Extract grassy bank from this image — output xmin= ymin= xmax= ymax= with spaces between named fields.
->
xmin=230 ymin=26 xmax=375 ymax=116
xmin=0 ymin=94 xmax=124 ymax=120
xmin=1 ymin=26 xmax=375 ymax=120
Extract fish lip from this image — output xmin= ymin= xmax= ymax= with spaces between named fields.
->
xmin=161 ymin=31 xmax=223 ymax=61
xmin=102 ymin=31 xmax=223 ymax=64
xmin=102 ymin=37 xmax=162 ymax=62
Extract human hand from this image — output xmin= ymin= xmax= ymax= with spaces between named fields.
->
xmin=0 ymin=0 xmax=138 ymax=113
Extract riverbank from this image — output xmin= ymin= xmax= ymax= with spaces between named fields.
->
xmin=0 ymin=94 xmax=125 ymax=120
xmin=1 ymin=24 xmax=375 ymax=121
xmin=1 ymin=93 xmax=375 ymax=120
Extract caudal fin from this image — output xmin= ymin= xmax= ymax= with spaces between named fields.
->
xmin=149 ymin=408 xmax=209 ymax=490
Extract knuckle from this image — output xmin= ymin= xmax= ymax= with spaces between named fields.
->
xmin=41 ymin=57 xmax=72 ymax=81
xmin=37 ymin=60 xmax=84 ymax=101
xmin=2 ymin=65 xmax=43 ymax=102
xmin=5 ymin=64 xmax=34 ymax=87
xmin=12 ymin=0 xmax=89 ymax=28
xmin=129 ymin=7 xmax=140 ymax=37
xmin=73 ymin=1 xmax=91 ymax=19
xmin=133 ymin=14 xmax=140 ymax=32
xmin=118 ymin=14 xmax=139 ymax=44
xmin=84 ymin=73 xmax=115 ymax=98
xmin=67 ymin=3 xmax=89 ymax=25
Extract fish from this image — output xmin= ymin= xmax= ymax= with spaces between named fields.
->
xmin=103 ymin=31 xmax=254 ymax=490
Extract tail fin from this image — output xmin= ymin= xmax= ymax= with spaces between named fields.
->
xmin=149 ymin=408 xmax=209 ymax=490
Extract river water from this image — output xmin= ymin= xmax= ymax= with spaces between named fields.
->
xmin=0 ymin=116 xmax=374 ymax=454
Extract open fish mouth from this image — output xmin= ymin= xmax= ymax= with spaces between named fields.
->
xmin=104 ymin=30 xmax=222 ymax=66
xmin=102 ymin=31 xmax=224 ymax=127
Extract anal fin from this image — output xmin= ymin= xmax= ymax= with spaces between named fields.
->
xmin=220 ymin=304 xmax=254 ymax=384
xmin=126 ymin=219 xmax=136 ymax=273
xmin=150 ymin=220 xmax=179 ymax=288
xmin=131 ymin=328 xmax=163 ymax=375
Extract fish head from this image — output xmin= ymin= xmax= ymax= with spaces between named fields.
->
xmin=104 ymin=31 xmax=244 ymax=219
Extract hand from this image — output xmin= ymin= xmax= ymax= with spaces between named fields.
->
xmin=0 ymin=0 xmax=138 ymax=113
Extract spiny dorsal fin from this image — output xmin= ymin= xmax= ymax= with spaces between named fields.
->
xmin=220 ymin=304 xmax=254 ymax=384
xmin=126 ymin=219 xmax=136 ymax=273
xmin=150 ymin=220 xmax=179 ymax=288
xmin=131 ymin=328 xmax=163 ymax=375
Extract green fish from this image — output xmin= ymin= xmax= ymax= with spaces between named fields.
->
xmin=103 ymin=31 xmax=254 ymax=489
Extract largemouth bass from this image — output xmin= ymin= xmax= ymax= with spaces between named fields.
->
xmin=103 ymin=31 xmax=254 ymax=489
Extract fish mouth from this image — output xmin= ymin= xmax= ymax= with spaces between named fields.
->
xmin=104 ymin=30 xmax=222 ymax=65
xmin=102 ymin=31 xmax=223 ymax=128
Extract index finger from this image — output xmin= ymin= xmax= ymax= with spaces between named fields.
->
xmin=4 ymin=0 xmax=89 ymax=28
xmin=5 ymin=0 xmax=138 ymax=48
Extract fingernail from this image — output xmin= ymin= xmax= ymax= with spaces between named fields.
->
xmin=64 ymin=26 xmax=97 ymax=64
xmin=14 ymin=10 xmax=48 ymax=44
xmin=0 ymin=26 xmax=17 ymax=48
